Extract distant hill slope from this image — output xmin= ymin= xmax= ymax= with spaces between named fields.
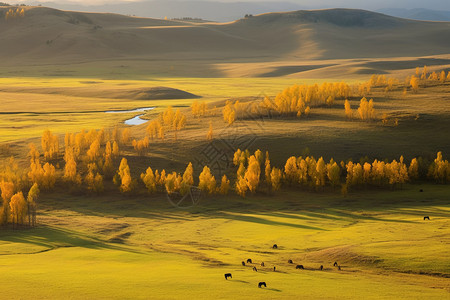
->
xmin=33 ymin=0 xmax=304 ymax=22
xmin=378 ymin=8 xmax=450 ymax=22
xmin=0 ymin=7 xmax=449 ymax=67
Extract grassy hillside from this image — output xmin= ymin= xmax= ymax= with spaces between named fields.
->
xmin=0 ymin=185 xmax=448 ymax=299
xmin=0 ymin=7 xmax=450 ymax=78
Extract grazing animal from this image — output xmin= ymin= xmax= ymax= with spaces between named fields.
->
xmin=261 ymin=262 xmax=265 ymax=267
xmin=320 ymin=265 xmax=323 ymax=270
xmin=333 ymin=262 xmax=338 ymax=267
xmin=241 ymin=261 xmax=246 ymax=266
xmin=272 ymin=244 xmax=278 ymax=249
xmin=296 ymin=265 xmax=304 ymax=270
xmin=224 ymin=273 xmax=232 ymax=280
xmin=273 ymin=266 xmax=276 ymax=271
xmin=288 ymin=259 xmax=293 ymax=264
xmin=258 ymin=282 xmax=267 ymax=288
xmin=247 ymin=259 xmax=252 ymax=264
xmin=424 ymin=216 xmax=430 ymax=220
xmin=419 ymin=189 xmax=423 ymax=192
xmin=338 ymin=265 xmax=341 ymax=271
xmin=253 ymin=266 xmax=258 ymax=272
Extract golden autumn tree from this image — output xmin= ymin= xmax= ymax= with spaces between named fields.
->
xmin=64 ymin=147 xmax=81 ymax=185
xmin=219 ymin=175 xmax=230 ymax=195
xmin=198 ymin=166 xmax=216 ymax=194
xmin=264 ymin=151 xmax=271 ymax=187
xmin=116 ymin=158 xmax=132 ymax=193
xmin=0 ymin=180 xmax=15 ymax=225
xmin=180 ymin=162 xmax=194 ymax=195
xmin=315 ymin=157 xmax=326 ymax=188
xmin=327 ymin=161 xmax=341 ymax=188
xmin=41 ymin=130 xmax=59 ymax=161
xmin=141 ymin=166 xmax=157 ymax=193
xmin=245 ymin=155 xmax=261 ymax=193
xmin=284 ymin=156 xmax=298 ymax=184
xmin=10 ymin=192 xmax=27 ymax=228
xmin=206 ymin=121 xmax=213 ymax=141
xmin=410 ymin=75 xmax=419 ymax=93
xmin=270 ymin=167 xmax=282 ymax=191
xmin=344 ymin=100 xmax=353 ymax=119
xmin=27 ymin=183 xmax=39 ymax=227
xmin=408 ymin=158 xmax=419 ymax=180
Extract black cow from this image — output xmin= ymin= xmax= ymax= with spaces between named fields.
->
xmin=272 ymin=244 xmax=278 ymax=249
xmin=296 ymin=265 xmax=304 ymax=269
xmin=261 ymin=262 xmax=265 ymax=267
xmin=224 ymin=273 xmax=232 ymax=280
xmin=288 ymin=259 xmax=293 ymax=264
xmin=320 ymin=265 xmax=323 ymax=270
xmin=242 ymin=261 xmax=246 ymax=266
xmin=333 ymin=261 xmax=338 ymax=267
xmin=258 ymin=282 xmax=267 ymax=288
xmin=253 ymin=266 xmax=258 ymax=272
xmin=424 ymin=216 xmax=430 ymax=220
xmin=419 ymin=189 xmax=424 ymax=192
xmin=247 ymin=259 xmax=252 ymax=264
xmin=273 ymin=266 xmax=276 ymax=271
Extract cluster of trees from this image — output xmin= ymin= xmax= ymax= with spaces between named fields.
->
xmin=4 ymin=7 xmax=24 ymax=20
xmin=221 ymin=82 xmax=352 ymax=125
xmin=407 ymin=66 xmax=450 ymax=93
xmin=0 ymin=177 xmax=39 ymax=228
xmin=343 ymin=97 xmax=376 ymax=121
xmin=146 ymin=106 xmax=187 ymax=141
xmin=231 ymin=149 xmax=449 ymax=197
xmin=139 ymin=161 xmax=229 ymax=196
xmin=191 ymin=101 xmax=208 ymax=118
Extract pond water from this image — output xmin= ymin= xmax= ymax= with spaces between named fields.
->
xmin=124 ymin=114 xmax=149 ymax=126
xmin=105 ymin=107 xmax=155 ymax=125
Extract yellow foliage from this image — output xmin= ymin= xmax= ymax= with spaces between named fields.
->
xmin=198 ymin=166 xmax=216 ymax=194
xmin=219 ymin=175 xmax=230 ymax=195
xmin=141 ymin=167 xmax=157 ymax=193
xmin=270 ymin=167 xmax=282 ymax=191
xmin=206 ymin=121 xmax=213 ymax=141
xmin=10 ymin=192 xmax=27 ymax=226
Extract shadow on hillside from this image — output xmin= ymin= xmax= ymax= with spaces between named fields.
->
xmin=0 ymin=225 xmax=141 ymax=254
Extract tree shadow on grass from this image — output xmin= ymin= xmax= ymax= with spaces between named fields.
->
xmin=217 ymin=212 xmax=328 ymax=231
xmin=0 ymin=225 xmax=141 ymax=255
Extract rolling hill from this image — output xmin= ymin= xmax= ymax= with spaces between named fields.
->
xmin=0 ymin=6 xmax=449 ymax=77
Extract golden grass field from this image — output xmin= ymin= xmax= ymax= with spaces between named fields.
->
xmin=0 ymin=5 xmax=449 ymax=300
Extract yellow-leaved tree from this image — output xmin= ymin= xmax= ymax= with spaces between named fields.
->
xmin=198 ymin=166 xmax=216 ymax=194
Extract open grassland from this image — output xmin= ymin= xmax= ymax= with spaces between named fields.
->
xmin=0 ymin=76 xmax=312 ymax=143
xmin=0 ymin=184 xmax=448 ymax=299
xmin=1 ymin=74 xmax=450 ymax=163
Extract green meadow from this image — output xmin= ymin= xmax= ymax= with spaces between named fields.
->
xmin=0 ymin=184 xmax=448 ymax=299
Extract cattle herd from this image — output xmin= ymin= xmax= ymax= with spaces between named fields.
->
xmin=224 ymin=244 xmax=343 ymax=288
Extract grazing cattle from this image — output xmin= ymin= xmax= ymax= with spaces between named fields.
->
xmin=273 ymin=266 xmax=276 ymax=271
xmin=320 ymin=265 xmax=323 ymax=270
xmin=224 ymin=273 xmax=232 ymax=280
xmin=258 ymin=282 xmax=267 ymax=288
xmin=247 ymin=259 xmax=253 ymax=264
xmin=338 ymin=266 xmax=341 ymax=271
xmin=242 ymin=261 xmax=246 ymax=266
xmin=261 ymin=262 xmax=265 ymax=267
xmin=424 ymin=216 xmax=430 ymax=220
xmin=296 ymin=265 xmax=304 ymax=270
xmin=419 ymin=189 xmax=424 ymax=192
xmin=288 ymin=259 xmax=293 ymax=264
xmin=253 ymin=267 xmax=258 ymax=272
xmin=333 ymin=262 xmax=338 ymax=267
xmin=272 ymin=244 xmax=278 ymax=249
